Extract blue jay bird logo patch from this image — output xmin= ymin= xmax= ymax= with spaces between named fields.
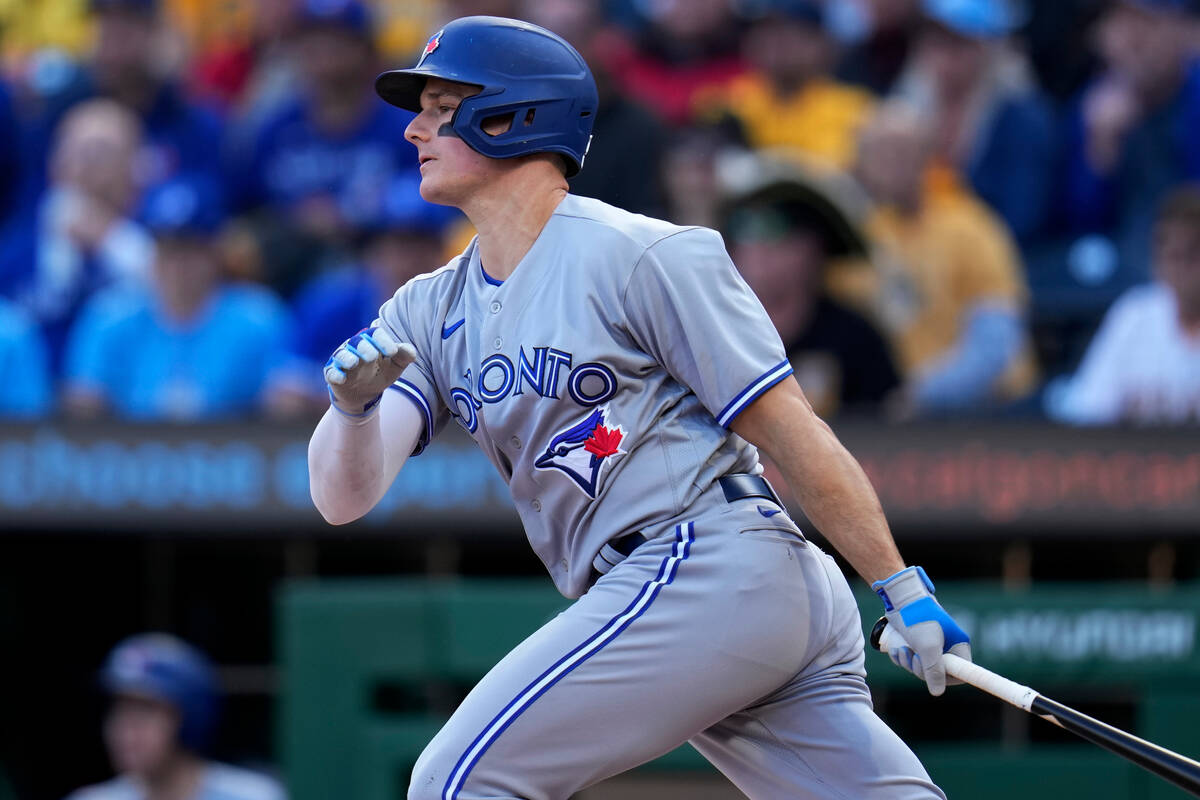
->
xmin=416 ymin=30 xmax=443 ymax=67
xmin=535 ymin=407 xmax=625 ymax=498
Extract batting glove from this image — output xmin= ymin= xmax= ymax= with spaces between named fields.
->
xmin=873 ymin=566 xmax=971 ymax=696
xmin=324 ymin=326 xmax=416 ymax=418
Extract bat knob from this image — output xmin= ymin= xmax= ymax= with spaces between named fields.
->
xmin=870 ymin=616 xmax=889 ymax=652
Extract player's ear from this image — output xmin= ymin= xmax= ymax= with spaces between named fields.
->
xmin=481 ymin=112 xmax=514 ymax=136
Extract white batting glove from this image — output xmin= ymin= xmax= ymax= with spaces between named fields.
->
xmin=873 ymin=566 xmax=972 ymax=696
xmin=324 ymin=325 xmax=417 ymax=418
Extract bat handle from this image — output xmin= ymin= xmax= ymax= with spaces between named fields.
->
xmin=870 ymin=616 xmax=1040 ymax=713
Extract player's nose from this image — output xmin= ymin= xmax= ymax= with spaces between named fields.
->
xmin=405 ymin=111 xmax=433 ymax=145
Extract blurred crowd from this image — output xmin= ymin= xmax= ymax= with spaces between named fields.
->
xmin=0 ymin=0 xmax=1197 ymax=425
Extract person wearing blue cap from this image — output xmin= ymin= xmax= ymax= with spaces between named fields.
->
xmin=65 ymin=633 xmax=285 ymax=800
xmin=890 ymin=0 xmax=1056 ymax=245
xmin=60 ymin=174 xmax=295 ymax=420
xmin=1062 ymin=0 xmax=1200 ymax=283
xmin=223 ymin=0 xmax=420 ymax=298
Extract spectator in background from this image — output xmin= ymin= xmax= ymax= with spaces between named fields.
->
xmin=724 ymin=159 xmax=900 ymax=418
xmin=277 ymin=174 xmax=457 ymax=412
xmin=660 ymin=125 xmax=732 ymax=228
xmin=598 ymin=0 xmax=746 ymax=126
xmin=62 ymin=175 xmax=294 ymax=420
xmin=0 ymin=100 xmax=153 ymax=374
xmin=836 ymin=0 xmax=923 ymax=94
xmin=223 ymin=0 xmax=419 ymax=298
xmin=1051 ymin=185 xmax=1200 ymax=424
xmin=892 ymin=0 xmax=1057 ymax=244
xmin=697 ymin=0 xmax=876 ymax=171
xmin=17 ymin=0 xmax=225 ymax=209
xmin=189 ymin=0 xmax=303 ymax=119
xmin=0 ymin=298 xmax=53 ymax=418
xmin=66 ymin=633 xmax=285 ymax=800
xmin=851 ymin=103 xmax=1036 ymax=416
xmin=522 ymin=0 xmax=669 ymax=216
xmin=1063 ymin=0 xmax=1200 ymax=281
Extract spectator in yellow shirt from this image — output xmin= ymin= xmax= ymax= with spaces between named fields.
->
xmin=848 ymin=102 xmax=1036 ymax=415
xmin=698 ymin=0 xmax=876 ymax=171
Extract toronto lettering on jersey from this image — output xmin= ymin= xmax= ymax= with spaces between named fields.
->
xmin=448 ymin=346 xmax=618 ymax=433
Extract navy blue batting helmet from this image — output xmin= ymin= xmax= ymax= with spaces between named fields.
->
xmin=100 ymin=633 xmax=219 ymax=753
xmin=374 ymin=16 xmax=598 ymax=176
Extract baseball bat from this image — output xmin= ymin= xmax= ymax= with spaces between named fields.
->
xmin=870 ymin=617 xmax=1200 ymax=798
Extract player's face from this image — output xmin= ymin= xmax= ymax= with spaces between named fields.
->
xmin=103 ymin=694 xmax=182 ymax=777
xmin=405 ymin=78 xmax=511 ymax=207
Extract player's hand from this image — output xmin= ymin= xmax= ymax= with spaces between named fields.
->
xmin=872 ymin=566 xmax=971 ymax=696
xmin=324 ymin=326 xmax=416 ymax=417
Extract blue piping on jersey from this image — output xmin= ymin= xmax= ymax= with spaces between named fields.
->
xmin=480 ymin=262 xmax=504 ymax=286
xmin=388 ymin=379 xmax=434 ymax=454
xmin=715 ymin=359 xmax=793 ymax=428
xmin=440 ymin=521 xmax=696 ymax=800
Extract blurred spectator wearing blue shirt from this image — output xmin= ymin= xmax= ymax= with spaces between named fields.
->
xmin=0 ymin=100 xmax=154 ymax=373
xmin=1063 ymin=0 xmax=1200 ymax=281
xmin=0 ymin=298 xmax=53 ymax=418
xmin=892 ymin=0 xmax=1057 ymax=244
xmin=16 ymin=0 xmax=225 ymax=212
xmin=274 ymin=174 xmax=457 ymax=414
xmin=223 ymin=0 xmax=419 ymax=298
xmin=62 ymin=175 xmax=295 ymax=420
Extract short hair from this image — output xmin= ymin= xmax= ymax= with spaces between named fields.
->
xmin=1158 ymin=183 xmax=1200 ymax=229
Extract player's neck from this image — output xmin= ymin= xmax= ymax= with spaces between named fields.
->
xmin=465 ymin=163 xmax=568 ymax=282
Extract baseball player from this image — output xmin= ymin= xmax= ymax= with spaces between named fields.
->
xmin=66 ymin=634 xmax=285 ymax=800
xmin=308 ymin=16 xmax=971 ymax=800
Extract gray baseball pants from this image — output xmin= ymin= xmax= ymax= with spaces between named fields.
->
xmin=408 ymin=499 xmax=946 ymax=800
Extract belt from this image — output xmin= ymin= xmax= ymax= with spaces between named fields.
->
xmin=591 ymin=474 xmax=782 ymax=575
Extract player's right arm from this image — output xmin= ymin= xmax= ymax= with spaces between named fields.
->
xmin=308 ymin=326 xmax=421 ymax=524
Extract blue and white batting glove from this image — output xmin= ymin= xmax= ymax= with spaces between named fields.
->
xmin=873 ymin=566 xmax=971 ymax=696
xmin=324 ymin=325 xmax=416 ymax=418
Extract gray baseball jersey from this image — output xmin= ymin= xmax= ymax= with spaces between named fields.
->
xmin=376 ymin=194 xmax=944 ymax=799
xmin=376 ymin=193 xmax=791 ymax=598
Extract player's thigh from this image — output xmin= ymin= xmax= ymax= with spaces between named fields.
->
xmin=408 ymin=522 xmax=821 ymax=800
xmin=692 ymin=552 xmax=945 ymax=800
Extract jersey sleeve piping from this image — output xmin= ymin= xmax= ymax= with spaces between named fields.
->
xmin=716 ymin=359 xmax=794 ymax=428
xmin=388 ymin=378 xmax=434 ymax=455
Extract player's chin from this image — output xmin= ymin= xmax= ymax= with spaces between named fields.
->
xmin=416 ymin=173 xmax=460 ymax=208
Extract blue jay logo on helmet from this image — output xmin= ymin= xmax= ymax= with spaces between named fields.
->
xmin=535 ymin=407 xmax=626 ymax=498
xmin=417 ymin=29 xmax=443 ymax=67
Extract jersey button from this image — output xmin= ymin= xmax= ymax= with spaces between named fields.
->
xmin=531 ymin=499 xmax=542 ymax=512
xmin=510 ymin=436 xmax=521 ymax=449
xmin=490 ymin=301 xmax=501 ymax=313
xmin=493 ymin=337 xmax=503 ymax=350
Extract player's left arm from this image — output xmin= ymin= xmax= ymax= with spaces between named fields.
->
xmin=731 ymin=378 xmax=972 ymax=695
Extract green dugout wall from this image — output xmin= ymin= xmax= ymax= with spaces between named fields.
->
xmin=277 ymin=581 xmax=1200 ymax=800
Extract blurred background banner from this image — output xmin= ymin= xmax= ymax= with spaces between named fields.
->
xmin=2 ymin=422 xmax=1198 ymax=533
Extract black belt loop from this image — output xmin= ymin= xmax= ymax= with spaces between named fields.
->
xmin=718 ymin=473 xmax=782 ymax=506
